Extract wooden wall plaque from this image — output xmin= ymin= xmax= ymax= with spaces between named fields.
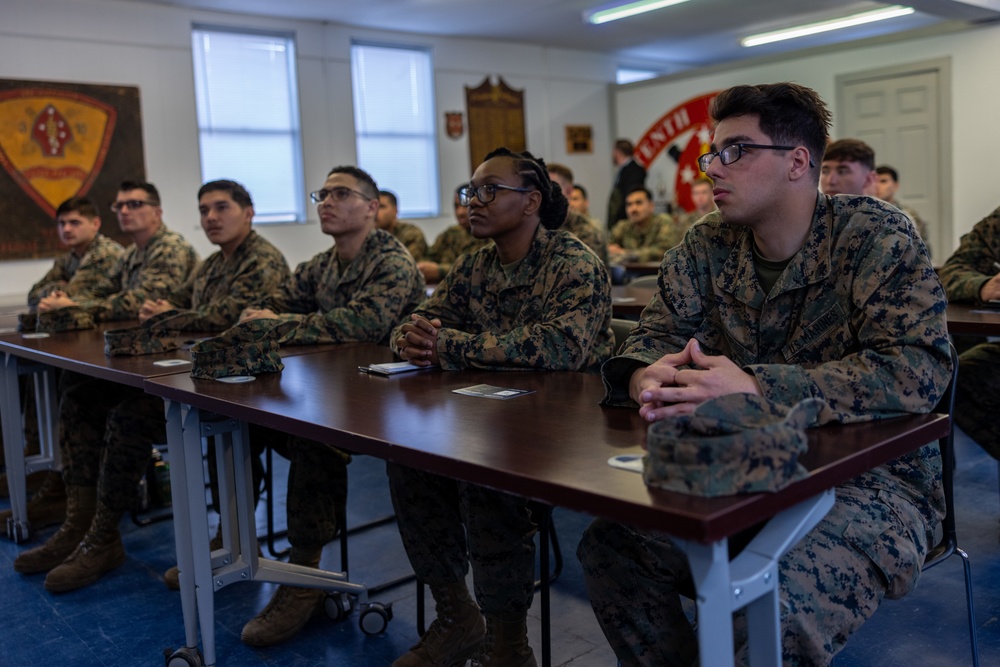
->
xmin=465 ymin=77 xmax=526 ymax=168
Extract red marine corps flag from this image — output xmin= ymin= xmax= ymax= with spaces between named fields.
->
xmin=633 ymin=92 xmax=719 ymax=213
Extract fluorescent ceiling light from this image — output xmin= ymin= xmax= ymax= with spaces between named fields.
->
xmin=584 ymin=0 xmax=692 ymax=25
xmin=741 ymin=5 xmax=915 ymax=47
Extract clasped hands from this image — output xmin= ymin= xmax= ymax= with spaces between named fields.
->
xmin=395 ymin=314 xmax=442 ymax=367
xmin=629 ymin=338 xmax=761 ymax=423
xmin=37 ymin=290 xmax=76 ymax=313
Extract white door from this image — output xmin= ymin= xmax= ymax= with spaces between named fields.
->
xmin=838 ymin=62 xmax=950 ymax=260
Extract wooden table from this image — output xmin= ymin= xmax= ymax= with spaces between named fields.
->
xmin=612 ymin=283 xmax=656 ymax=319
xmin=946 ymin=302 xmax=1000 ymax=336
xmin=145 ymin=343 xmax=948 ymax=667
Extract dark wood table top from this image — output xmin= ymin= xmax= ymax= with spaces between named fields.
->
xmin=144 ymin=343 xmax=949 ymax=544
xmin=946 ymin=302 xmax=1000 ymax=336
xmin=622 ymin=261 xmax=661 ymax=276
xmin=612 ymin=284 xmax=656 ymax=319
xmin=0 ymin=322 xmax=201 ymax=388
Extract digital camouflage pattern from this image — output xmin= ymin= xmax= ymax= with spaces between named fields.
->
xmin=27 ymin=234 xmax=126 ymax=308
xmin=391 ymin=225 xmax=614 ymax=371
xmin=388 ymin=223 xmax=614 ymax=617
xmin=259 ymin=228 xmax=424 ymax=346
xmin=937 ymin=205 xmax=1000 ymax=459
xmin=58 ymin=372 xmax=166 ymax=512
xmin=103 ymin=310 xmax=199 ymax=357
xmin=562 ymin=210 xmax=608 ymax=266
xmin=586 ymin=192 xmax=952 ymax=666
xmin=189 ymin=319 xmax=299 ymax=379
xmin=391 ymin=220 xmax=429 ymax=261
xmin=609 ymin=212 xmax=686 ymax=263
xmin=164 ymin=230 xmax=291 ymax=332
xmin=673 ymin=209 xmax=709 ymax=231
xmin=74 ymin=224 xmax=199 ymax=322
xmin=36 ymin=306 xmax=95 ymax=333
xmin=643 ymin=394 xmax=824 ymax=497
xmin=425 ymin=224 xmax=491 ymax=277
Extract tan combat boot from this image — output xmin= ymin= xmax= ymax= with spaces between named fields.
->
xmin=163 ymin=524 xmax=225 ymax=590
xmin=13 ymin=484 xmax=96 ymax=574
xmin=392 ymin=581 xmax=486 ymax=667
xmin=44 ymin=500 xmax=126 ymax=593
xmin=470 ymin=613 xmax=537 ymax=667
xmin=240 ymin=547 xmax=326 ymax=646
xmin=0 ymin=470 xmax=66 ymax=528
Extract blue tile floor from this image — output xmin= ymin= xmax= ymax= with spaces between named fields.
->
xmin=1 ymin=426 xmax=998 ymax=666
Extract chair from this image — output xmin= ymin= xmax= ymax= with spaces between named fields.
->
xmin=611 ymin=318 xmax=636 ymax=352
xmin=627 ymin=274 xmax=658 ymax=288
xmin=922 ymin=342 xmax=979 ymax=666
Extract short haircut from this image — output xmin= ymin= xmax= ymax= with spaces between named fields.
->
xmin=614 ymin=139 xmax=635 ymax=156
xmin=690 ymin=177 xmax=714 ymax=191
xmin=823 ymin=139 xmax=875 ymax=170
xmin=198 ymin=179 xmax=253 ymax=208
xmin=378 ymin=190 xmax=398 ymax=208
xmin=710 ymin=83 xmax=831 ymax=176
xmin=875 ymin=165 xmax=899 ymax=182
xmin=625 ymin=186 xmax=654 ymax=201
xmin=56 ymin=196 xmax=99 ymax=219
xmin=547 ymin=163 xmax=574 ymax=183
xmin=573 ymin=184 xmax=588 ymax=199
xmin=118 ymin=180 xmax=161 ymax=205
xmin=482 ymin=147 xmax=568 ymax=231
xmin=327 ymin=166 xmax=379 ymax=200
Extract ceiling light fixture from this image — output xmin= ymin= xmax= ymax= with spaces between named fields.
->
xmin=741 ymin=5 xmax=915 ymax=47
xmin=584 ymin=0 xmax=693 ymax=26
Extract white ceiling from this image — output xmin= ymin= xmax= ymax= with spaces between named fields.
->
xmin=117 ymin=0 xmax=1000 ymax=73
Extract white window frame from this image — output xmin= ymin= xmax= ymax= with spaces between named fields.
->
xmin=191 ymin=25 xmax=306 ymax=223
xmin=351 ymin=42 xmax=440 ymax=218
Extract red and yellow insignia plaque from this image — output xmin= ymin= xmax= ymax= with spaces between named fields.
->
xmin=0 ymin=78 xmax=144 ymax=261
xmin=0 ymin=89 xmax=116 ymax=217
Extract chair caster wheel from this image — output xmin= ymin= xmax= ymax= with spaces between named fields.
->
xmin=163 ymin=646 xmax=204 ymax=666
xmin=6 ymin=518 xmax=29 ymax=543
xmin=325 ymin=592 xmax=352 ymax=622
xmin=359 ymin=601 xmax=392 ymax=635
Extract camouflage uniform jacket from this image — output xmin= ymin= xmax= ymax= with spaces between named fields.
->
xmin=165 ymin=230 xmax=291 ymax=331
xmin=609 ymin=212 xmax=685 ymax=262
xmin=937 ymin=205 xmax=1000 ymax=302
xmin=27 ymin=233 xmax=125 ymax=308
xmin=674 ymin=209 xmax=712 ymax=231
xmin=391 ymin=221 xmax=429 ymax=261
xmin=603 ymin=192 xmax=951 ymax=537
xmin=426 ymin=224 xmax=491 ymax=276
xmin=563 ymin=210 xmax=608 ymax=266
xmin=263 ymin=227 xmax=425 ymax=346
xmin=391 ymin=224 xmax=614 ymax=372
xmin=76 ymin=224 xmax=199 ymax=322
xmin=885 ymin=197 xmax=929 ymax=243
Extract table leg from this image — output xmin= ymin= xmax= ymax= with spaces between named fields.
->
xmin=677 ymin=490 xmax=835 ymax=667
xmin=1 ymin=352 xmax=28 ymax=542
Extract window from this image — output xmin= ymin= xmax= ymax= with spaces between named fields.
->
xmin=351 ymin=43 xmax=439 ymax=218
xmin=192 ymin=26 xmax=304 ymax=223
xmin=617 ymin=67 xmax=660 ymax=85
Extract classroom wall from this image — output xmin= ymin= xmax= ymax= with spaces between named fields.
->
xmin=613 ymin=22 xmax=1000 ymax=257
xmin=0 ymin=0 xmax=617 ymax=301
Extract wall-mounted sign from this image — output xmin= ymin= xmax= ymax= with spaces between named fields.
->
xmin=0 ymin=78 xmax=144 ymax=260
xmin=465 ymin=77 xmax=525 ymax=168
xmin=565 ymin=125 xmax=593 ymax=154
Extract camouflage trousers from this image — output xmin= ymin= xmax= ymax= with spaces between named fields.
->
xmin=577 ymin=484 xmax=930 ymax=667
xmin=954 ymin=341 xmax=1000 ymax=459
xmin=58 ymin=372 xmax=166 ymax=512
xmin=211 ymin=424 xmax=349 ymax=552
xmin=387 ymin=462 xmax=539 ymax=615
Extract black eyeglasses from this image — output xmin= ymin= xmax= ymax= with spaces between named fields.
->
xmin=109 ymin=199 xmax=156 ymax=213
xmin=458 ymin=183 xmax=535 ymax=206
xmin=697 ymin=143 xmax=797 ymax=172
xmin=309 ymin=187 xmax=373 ymax=204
